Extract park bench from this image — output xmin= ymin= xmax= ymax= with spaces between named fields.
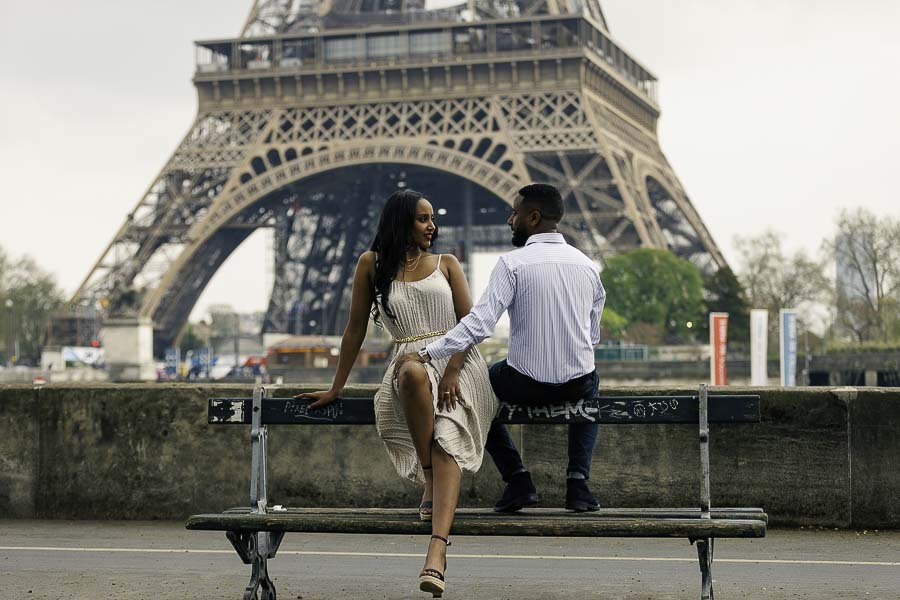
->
xmin=186 ymin=384 xmax=765 ymax=600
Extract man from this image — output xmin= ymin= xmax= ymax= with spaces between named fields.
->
xmin=397 ymin=183 xmax=606 ymax=512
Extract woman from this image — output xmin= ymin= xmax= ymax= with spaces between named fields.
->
xmin=298 ymin=189 xmax=498 ymax=596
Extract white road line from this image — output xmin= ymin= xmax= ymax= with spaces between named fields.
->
xmin=0 ymin=547 xmax=898 ymax=567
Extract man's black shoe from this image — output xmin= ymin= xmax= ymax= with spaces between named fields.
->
xmin=494 ymin=471 xmax=539 ymax=513
xmin=565 ymin=478 xmax=599 ymax=512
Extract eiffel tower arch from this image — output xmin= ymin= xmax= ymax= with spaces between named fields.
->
xmin=61 ymin=0 xmax=727 ymax=355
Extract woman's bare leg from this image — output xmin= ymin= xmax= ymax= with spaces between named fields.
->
xmin=397 ymin=361 xmax=436 ymax=506
xmin=425 ymin=441 xmax=462 ymax=573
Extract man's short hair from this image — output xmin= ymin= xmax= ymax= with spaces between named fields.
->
xmin=518 ymin=183 xmax=564 ymax=222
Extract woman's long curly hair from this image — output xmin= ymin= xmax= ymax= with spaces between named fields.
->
xmin=370 ymin=189 xmax=439 ymax=323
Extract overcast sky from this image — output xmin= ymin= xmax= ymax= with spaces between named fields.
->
xmin=1 ymin=0 xmax=898 ymax=319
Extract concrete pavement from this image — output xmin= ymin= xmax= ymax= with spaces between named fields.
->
xmin=1 ymin=520 xmax=898 ymax=599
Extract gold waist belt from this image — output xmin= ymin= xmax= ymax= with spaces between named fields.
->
xmin=394 ymin=330 xmax=448 ymax=344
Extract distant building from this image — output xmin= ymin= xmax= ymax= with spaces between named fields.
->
xmin=834 ymin=233 xmax=875 ymax=302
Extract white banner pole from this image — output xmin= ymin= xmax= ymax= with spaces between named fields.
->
xmin=750 ymin=309 xmax=768 ymax=386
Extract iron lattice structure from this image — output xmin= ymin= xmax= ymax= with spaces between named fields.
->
xmin=63 ymin=0 xmax=726 ymax=353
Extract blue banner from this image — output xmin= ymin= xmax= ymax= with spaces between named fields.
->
xmin=164 ymin=348 xmax=180 ymax=378
xmin=198 ymin=347 xmax=211 ymax=379
xmin=779 ymin=309 xmax=798 ymax=387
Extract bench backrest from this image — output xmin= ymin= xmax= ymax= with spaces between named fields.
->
xmin=209 ymin=385 xmax=759 ymax=519
xmin=207 ymin=394 xmax=760 ymax=425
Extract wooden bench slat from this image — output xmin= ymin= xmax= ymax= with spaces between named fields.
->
xmin=186 ymin=511 xmax=765 ymax=538
xmin=216 ymin=507 xmax=768 ymax=524
xmin=208 ymin=394 xmax=760 ymax=425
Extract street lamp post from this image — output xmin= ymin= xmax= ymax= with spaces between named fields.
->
xmin=5 ymin=299 xmax=13 ymax=367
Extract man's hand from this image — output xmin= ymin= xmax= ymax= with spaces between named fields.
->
xmin=294 ymin=389 xmax=340 ymax=409
xmin=437 ymin=367 xmax=465 ymax=412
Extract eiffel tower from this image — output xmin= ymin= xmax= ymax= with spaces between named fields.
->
xmin=58 ymin=0 xmax=727 ymax=358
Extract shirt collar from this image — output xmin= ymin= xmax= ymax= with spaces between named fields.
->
xmin=525 ymin=232 xmax=565 ymax=246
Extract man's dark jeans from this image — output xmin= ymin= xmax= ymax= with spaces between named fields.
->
xmin=485 ymin=359 xmax=600 ymax=481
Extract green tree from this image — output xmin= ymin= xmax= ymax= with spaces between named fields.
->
xmin=701 ymin=266 xmax=750 ymax=344
xmin=600 ymin=307 xmax=628 ymax=340
xmin=601 ymin=249 xmax=704 ymax=343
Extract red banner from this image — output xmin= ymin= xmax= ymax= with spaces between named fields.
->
xmin=709 ymin=313 xmax=729 ymax=385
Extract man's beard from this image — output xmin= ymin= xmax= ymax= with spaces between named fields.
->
xmin=511 ymin=226 xmax=529 ymax=247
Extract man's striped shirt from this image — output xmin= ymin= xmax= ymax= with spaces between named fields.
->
xmin=426 ymin=232 xmax=606 ymax=384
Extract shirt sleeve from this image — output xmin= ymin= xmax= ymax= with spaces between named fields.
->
xmin=589 ymin=273 xmax=606 ymax=347
xmin=425 ymin=257 xmax=516 ymax=360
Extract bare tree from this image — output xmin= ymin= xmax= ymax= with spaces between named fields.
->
xmin=0 ymin=246 xmax=8 ymax=285
xmin=824 ymin=209 xmax=900 ymax=342
xmin=0 ymin=249 xmax=66 ymax=364
xmin=735 ymin=230 xmax=831 ymax=318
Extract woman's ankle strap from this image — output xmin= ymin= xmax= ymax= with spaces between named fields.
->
xmin=422 ymin=464 xmax=432 ymax=470
xmin=431 ymin=534 xmax=451 ymax=546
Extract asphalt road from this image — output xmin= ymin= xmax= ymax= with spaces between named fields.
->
xmin=1 ymin=520 xmax=898 ymax=599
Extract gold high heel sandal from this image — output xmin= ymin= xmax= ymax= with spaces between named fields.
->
xmin=418 ymin=534 xmax=451 ymax=597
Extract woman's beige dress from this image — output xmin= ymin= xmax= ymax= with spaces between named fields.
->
xmin=374 ymin=255 xmax=498 ymax=484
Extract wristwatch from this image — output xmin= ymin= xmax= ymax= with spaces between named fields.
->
xmin=417 ymin=347 xmax=432 ymax=363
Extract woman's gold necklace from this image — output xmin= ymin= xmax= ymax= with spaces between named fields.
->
xmin=403 ymin=249 xmax=423 ymax=272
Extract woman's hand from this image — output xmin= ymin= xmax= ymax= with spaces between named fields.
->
xmin=392 ymin=352 xmax=425 ymax=385
xmin=294 ymin=389 xmax=340 ymax=409
xmin=437 ymin=368 xmax=465 ymax=412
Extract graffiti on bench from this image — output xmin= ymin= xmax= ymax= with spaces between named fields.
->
xmin=280 ymin=399 xmax=343 ymax=422
xmin=209 ymin=397 xmax=353 ymax=424
xmin=209 ymin=394 xmax=759 ymax=425
xmin=497 ymin=397 xmax=681 ymax=423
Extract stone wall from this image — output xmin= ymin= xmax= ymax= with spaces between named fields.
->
xmin=0 ymin=383 xmax=897 ymax=528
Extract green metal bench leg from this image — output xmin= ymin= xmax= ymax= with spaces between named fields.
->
xmin=226 ymin=530 xmax=280 ymax=600
xmin=231 ymin=389 xmax=286 ymax=599
xmin=244 ymin=553 xmax=262 ymax=600
xmin=693 ymin=537 xmax=715 ymax=600
xmin=227 ymin=531 xmax=253 ymax=564
xmin=693 ymin=385 xmax=715 ymax=600
xmin=254 ymin=550 xmax=276 ymax=600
